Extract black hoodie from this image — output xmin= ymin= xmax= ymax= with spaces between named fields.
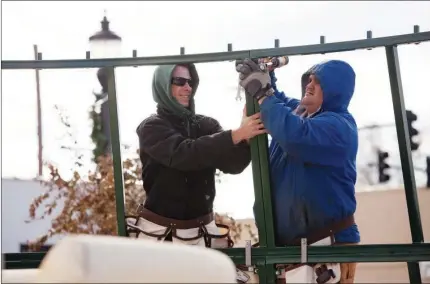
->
xmin=136 ymin=63 xmax=251 ymax=220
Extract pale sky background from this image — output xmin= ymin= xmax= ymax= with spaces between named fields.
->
xmin=1 ymin=1 xmax=430 ymax=218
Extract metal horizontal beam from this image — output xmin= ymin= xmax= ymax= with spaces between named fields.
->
xmin=3 ymin=260 xmax=41 ymax=269
xmin=3 ymin=252 xmax=46 ymax=262
xmin=251 ymin=31 xmax=430 ymax=58
xmin=2 ymin=32 xmax=429 ymax=70
xmin=4 ymin=243 xmax=429 ymax=269
xmin=1 ymin=251 xmax=265 ymax=268
xmin=1 ymin=50 xmax=250 ymax=70
xmin=270 ymin=243 xmax=430 ymax=264
xmin=221 ymin=243 xmax=430 ymax=264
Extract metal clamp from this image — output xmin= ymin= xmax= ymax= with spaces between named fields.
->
xmin=301 ymin=238 xmax=308 ymax=263
xmin=245 ymin=240 xmax=254 ymax=272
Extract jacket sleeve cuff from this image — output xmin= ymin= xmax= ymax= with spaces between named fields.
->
xmin=261 ymin=95 xmax=279 ymax=110
xmin=220 ymin=129 xmax=236 ymax=147
xmin=269 ymin=71 xmax=278 ymax=89
xmin=223 ymin=129 xmax=251 ymax=149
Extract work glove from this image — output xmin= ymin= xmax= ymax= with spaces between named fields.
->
xmin=235 ymin=59 xmax=274 ymax=101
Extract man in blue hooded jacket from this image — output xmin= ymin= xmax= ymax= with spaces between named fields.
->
xmin=236 ymin=59 xmax=360 ymax=283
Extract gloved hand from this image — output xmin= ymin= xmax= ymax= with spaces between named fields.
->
xmin=235 ymin=59 xmax=274 ymax=101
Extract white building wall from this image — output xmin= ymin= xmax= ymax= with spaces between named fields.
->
xmin=1 ymin=178 xmax=64 ymax=253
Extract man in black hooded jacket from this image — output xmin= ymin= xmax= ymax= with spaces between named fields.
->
xmin=127 ymin=63 xmax=265 ymax=248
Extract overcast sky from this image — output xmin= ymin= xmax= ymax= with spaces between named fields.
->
xmin=2 ymin=1 xmax=430 ymax=218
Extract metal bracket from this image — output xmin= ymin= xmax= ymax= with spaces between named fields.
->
xmin=301 ymin=238 xmax=308 ymax=263
xmin=245 ymin=240 xmax=254 ymax=272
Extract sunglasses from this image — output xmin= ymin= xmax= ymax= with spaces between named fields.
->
xmin=171 ymin=77 xmax=193 ymax=87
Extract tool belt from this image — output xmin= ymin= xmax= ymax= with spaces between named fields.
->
xmin=249 ymin=215 xmax=355 ymax=248
xmin=126 ymin=204 xmax=234 ymax=248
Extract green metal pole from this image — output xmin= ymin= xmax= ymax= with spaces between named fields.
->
xmin=256 ymin=263 xmax=268 ymax=284
xmin=254 ymin=100 xmax=276 ymax=249
xmin=255 ymin=120 xmax=277 ymax=283
xmin=246 ymin=94 xmax=267 ymax=248
xmin=385 ymin=45 xmax=424 ymax=284
xmin=106 ymin=67 xmax=127 ymax=237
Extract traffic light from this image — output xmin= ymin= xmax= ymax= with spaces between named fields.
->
xmin=426 ymin=156 xmax=430 ymax=188
xmin=377 ymin=150 xmax=390 ymax=183
xmin=406 ymin=110 xmax=419 ymax=151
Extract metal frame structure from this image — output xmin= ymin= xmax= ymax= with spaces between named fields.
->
xmin=3 ymin=29 xmax=430 ymax=283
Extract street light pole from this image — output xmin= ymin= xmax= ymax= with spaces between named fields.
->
xmin=34 ymin=44 xmax=43 ymax=177
xmin=88 ymin=13 xmax=128 ymax=237
xmin=88 ymin=12 xmax=122 ymax=159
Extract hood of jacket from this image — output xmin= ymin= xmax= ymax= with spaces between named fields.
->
xmin=152 ymin=63 xmax=200 ymax=118
xmin=301 ymin=60 xmax=355 ymax=112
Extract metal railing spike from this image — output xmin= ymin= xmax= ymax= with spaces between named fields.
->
xmin=367 ymin=31 xmax=373 ymax=50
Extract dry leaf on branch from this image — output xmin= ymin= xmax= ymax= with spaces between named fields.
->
xmin=26 ymin=154 xmax=257 ymax=251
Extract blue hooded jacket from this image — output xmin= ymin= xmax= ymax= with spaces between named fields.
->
xmin=259 ymin=60 xmax=360 ymax=245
